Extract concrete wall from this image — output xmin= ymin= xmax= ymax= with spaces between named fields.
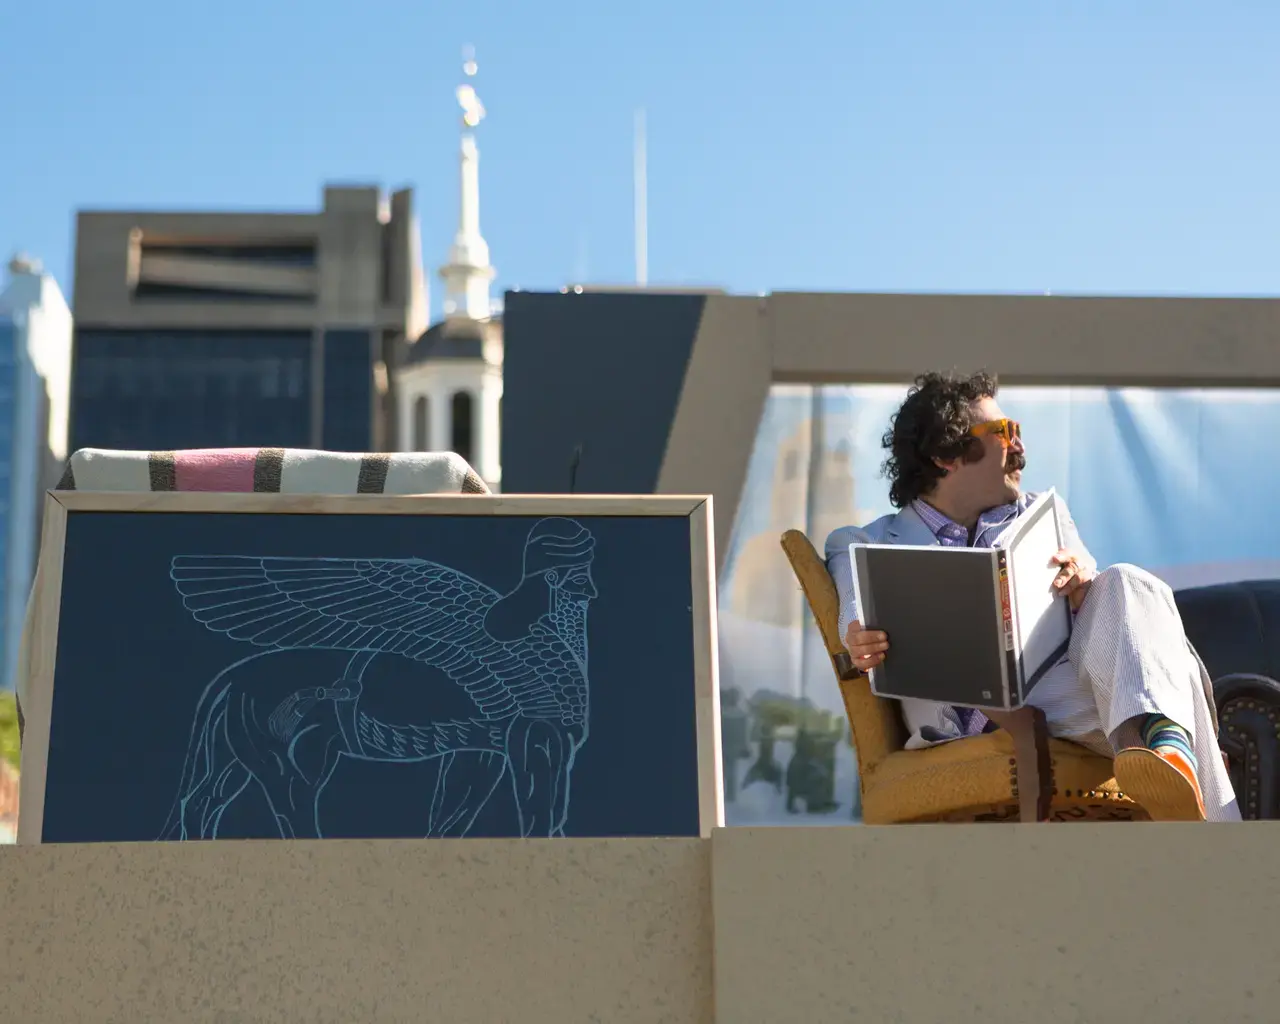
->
xmin=5 ymin=824 xmax=1279 ymax=1022
xmin=1 ymin=837 xmax=713 ymax=1023
xmin=70 ymin=186 xmax=425 ymax=452
xmin=72 ymin=210 xmax=323 ymax=331
xmin=766 ymin=290 xmax=1280 ymax=386
xmin=73 ymin=190 xmax=422 ymax=335
xmin=713 ymin=823 xmax=1280 ymax=1023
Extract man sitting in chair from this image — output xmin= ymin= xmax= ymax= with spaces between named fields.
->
xmin=824 ymin=370 xmax=1240 ymax=823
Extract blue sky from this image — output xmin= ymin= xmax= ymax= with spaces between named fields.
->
xmin=3 ymin=2 xmax=1280 ymax=317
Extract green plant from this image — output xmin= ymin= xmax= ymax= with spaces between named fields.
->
xmin=0 ymin=691 xmax=18 ymax=771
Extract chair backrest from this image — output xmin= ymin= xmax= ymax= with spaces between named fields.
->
xmin=779 ymin=529 xmax=906 ymax=778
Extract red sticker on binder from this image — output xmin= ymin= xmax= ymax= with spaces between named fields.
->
xmin=998 ymin=566 xmax=1014 ymax=651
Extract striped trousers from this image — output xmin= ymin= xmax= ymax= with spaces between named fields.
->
xmin=1031 ymin=563 xmax=1241 ymax=822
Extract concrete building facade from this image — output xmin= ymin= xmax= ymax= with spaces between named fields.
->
xmin=69 ymin=186 xmax=428 ymax=455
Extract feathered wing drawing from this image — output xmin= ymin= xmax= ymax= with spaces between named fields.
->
xmin=159 ymin=517 xmax=596 ymax=841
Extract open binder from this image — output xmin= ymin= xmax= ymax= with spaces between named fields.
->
xmin=850 ymin=489 xmax=1073 ymax=711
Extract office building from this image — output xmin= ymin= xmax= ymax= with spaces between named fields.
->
xmin=68 ymin=186 xmax=428 ymax=455
xmin=0 ymin=255 xmax=72 ymax=690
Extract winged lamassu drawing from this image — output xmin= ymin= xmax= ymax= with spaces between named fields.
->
xmin=159 ymin=517 xmax=596 ymax=841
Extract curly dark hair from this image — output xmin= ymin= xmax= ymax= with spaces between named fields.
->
xmin=881 ymin=370 xmax=999 ymax=508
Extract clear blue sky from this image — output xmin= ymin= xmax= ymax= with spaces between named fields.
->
xmin=3 ymin=1 xmax=1279 ymax=317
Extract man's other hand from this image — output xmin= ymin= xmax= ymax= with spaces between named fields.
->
xmin=845 ymin=619 xmax=889 ymax=672
xmin=1051 ymin=548 xmax=1096 ymax=611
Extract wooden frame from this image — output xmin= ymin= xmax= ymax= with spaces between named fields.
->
xmin=18 ymin=491 xmax=724 ymax=843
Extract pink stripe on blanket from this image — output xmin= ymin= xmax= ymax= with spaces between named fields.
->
xmin=173 ymin=448 xmax=261 ymax=492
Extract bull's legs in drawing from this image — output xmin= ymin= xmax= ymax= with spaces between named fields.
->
xmin=506 ymin=716 xmax=582 ymax=838
xmin=226 ymin=685 xmax=350 ymax=840
xmin=164 ymin=688 xmax=254 ymax=840
xmin=426 ymin=750 xmax=508 ymax=836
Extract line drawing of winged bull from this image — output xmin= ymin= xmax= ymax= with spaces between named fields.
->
xmin=158 ymin=517 xmax=596 ymax=842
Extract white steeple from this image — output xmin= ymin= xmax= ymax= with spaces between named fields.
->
xmin=440 ymin=46 xmax=496 ymax=321
xmin=393 ymin=47 xmax=503 ymax=487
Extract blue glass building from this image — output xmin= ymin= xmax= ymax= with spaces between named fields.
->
xmin=0 ymin=256 xmax=72 ymax=691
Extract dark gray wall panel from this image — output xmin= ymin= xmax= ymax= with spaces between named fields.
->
xmin=501 ymin=292 xmax=707 ymax=495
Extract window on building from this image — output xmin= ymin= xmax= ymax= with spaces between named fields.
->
xmin=412 ymin=395 xmax=429 ymax=451
xmin=69 ymin=328 xmax=314 ymax=452
xmin=321 ymin=330 xmax=373 ymax=452
xmin=451 ymin=390 xmax=475 ymax=465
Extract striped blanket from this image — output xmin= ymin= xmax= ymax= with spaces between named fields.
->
xmin=15 ymin=446 xmax=490 ymax=743
xmin=57 ymin=447 xmax=489 ymax=496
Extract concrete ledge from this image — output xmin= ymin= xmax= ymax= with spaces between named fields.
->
xmin=1 ymin=837 xmax=712 ymax=1024
xmin=712 ymin=823 xmax=1280 ymax=1023
xmin=12 ymin=823 xmax=1275 ymax=1022
xmin=768 ymin=290 xmax=1280 ymax=386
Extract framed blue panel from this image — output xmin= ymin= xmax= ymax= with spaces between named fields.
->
xmin=19 ymin=493 xmax=722 ymax=843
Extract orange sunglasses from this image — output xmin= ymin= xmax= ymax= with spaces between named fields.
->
xmin=969 ymin=417 xmax=1021 ymax=446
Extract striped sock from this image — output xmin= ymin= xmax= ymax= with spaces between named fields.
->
xmin=1141 ymin=714 xmax=1198 ymax=773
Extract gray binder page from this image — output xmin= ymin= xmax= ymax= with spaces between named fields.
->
xmin=851 ymin=544 xmax=1008 ymax=709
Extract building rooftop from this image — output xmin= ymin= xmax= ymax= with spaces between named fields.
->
xmin=404 ymin=316 xmax=501 ymax=365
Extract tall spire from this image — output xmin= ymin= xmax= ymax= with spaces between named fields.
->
xmin=440 ymin=45 xmax=495 ymax=321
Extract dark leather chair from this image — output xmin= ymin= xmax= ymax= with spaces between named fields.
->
xmin=1174 ymin=580 xmax=1280 ymax=820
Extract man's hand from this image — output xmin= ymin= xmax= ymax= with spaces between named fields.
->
xmin=845 ymin=619 xmax=889 ymax=673
xmin=1051 ymin=548 xmax=1096 ymax=611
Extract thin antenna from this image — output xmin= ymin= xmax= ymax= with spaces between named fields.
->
xmin=634 ymin=108 xmax=648 ymax=287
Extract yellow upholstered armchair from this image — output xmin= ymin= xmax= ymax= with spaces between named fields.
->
xmin=780 ymin=529 xmax=1148 ymax=824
